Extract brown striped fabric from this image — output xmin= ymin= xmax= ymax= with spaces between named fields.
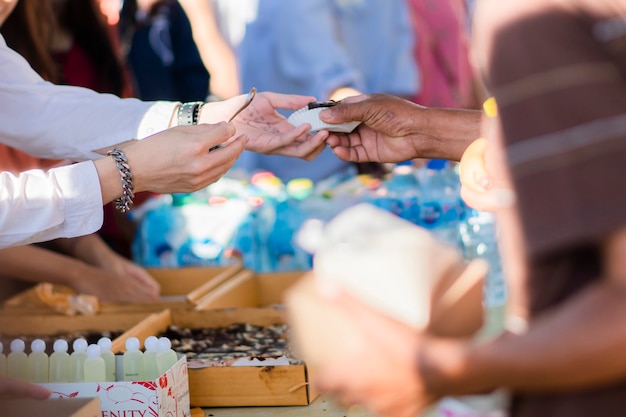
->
xmin=474 ymin=0 xmax=626 ymax=415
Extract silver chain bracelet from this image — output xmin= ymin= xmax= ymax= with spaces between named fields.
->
xmin=107 ymin=148 xmax=135 ymax=213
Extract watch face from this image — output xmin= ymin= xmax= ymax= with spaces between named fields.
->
xmin=307 ymin=100 xmax=340 ymax=110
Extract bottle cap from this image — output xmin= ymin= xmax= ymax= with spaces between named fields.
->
xmin=157 ymin=337 xmax=172 ymax=351
xmin=53 ymin=339 xmax=69 ymax=353
xmin=87 ymin=344 xmax=101 ymax=358
xmin=144 ymin=336 xmax=159 ymax=352
xmin=10 ymin=339 xmax=25 ymax=353
xmin=31 ymin=339 xmax=46 ymax=353
xmin=73 ymin=338 xmax=88 ymax=353
xmin=426 ymin=159 xmax=447 ymax=170
xmin=125 ymin=337 xmax=140 ymax=352
xmin=97 ymin=337 xmax=112 ymax=352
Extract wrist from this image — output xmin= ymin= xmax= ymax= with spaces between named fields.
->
xmin=176 ymin=101 xmax=204 ymax=126
xmin=412 ymin=108 xmax=482 ymax=161
xmin=418 ymin=337 xmax=497 ymax=397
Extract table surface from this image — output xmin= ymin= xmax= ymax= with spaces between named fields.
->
xmin=197 ymin=394 xmax=438 ymax=417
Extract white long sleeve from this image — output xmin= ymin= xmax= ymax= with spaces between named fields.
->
xmin=0 ymin=34 xmax=179 ymax=246
xmin=0 ymin=162 xmax=103 ymax=248
xmin=0 ymin=34 xmax=178 ymax=160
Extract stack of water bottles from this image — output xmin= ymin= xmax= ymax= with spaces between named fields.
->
xmin=0 ymin=336 xmax=179 ymax=383
xmin=131 ymin=161 xmax=502 ymax=291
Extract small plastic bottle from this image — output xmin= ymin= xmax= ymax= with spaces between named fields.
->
xmin=69 ymin=338 xmax=88 ymax=383
xmin=143 ymin=336 xmax=160 ymax=381
xmin=7 ymin=339 xmax=28 ymax=380
xmin=84 ymin=344 xmax=106 ymax=383
xmin=97 ymin=337 xmax=116 ymax=382
xmin=27 ymin=339 xmax=49 ymax=383
xmin=0 ymin=342 xmax=7 ymax=376
xmin=49 ymin=339 xmax=71 ymax=383
xmin=155 ymin=337 xmax=178 ymax=375
xmin=123 ymin=337 xmax=145 ymax=381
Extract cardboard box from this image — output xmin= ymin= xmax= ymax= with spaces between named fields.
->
xmin=0 ymin=310 xmax=156 ymax=353
xmin=42 ymin=355 xmax=189 ymax=417
xmin=1 ymin=264 xmax=243 ymax=315
xmin=194 ymin=269 xmax=308 ymax=310
xmin=124 ymin=307 xmax=317 ymax=407
xmin=3 ymin=397 xmax=101 ymax=417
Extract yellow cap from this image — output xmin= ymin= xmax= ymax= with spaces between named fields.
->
xmin=483 ymin=97 xmax=497 ymax=118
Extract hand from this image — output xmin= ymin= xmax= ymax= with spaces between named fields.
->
xmin=72 ymin=262 xmax=159 ymax=302
xmin=74 ymin=253 xmax=160 ymax=302
xmin=56 ymin=235 xmax=161 ymax=302
xmin=321 ymin=94 xmax=480 ymax=162
xmin=108 ymin=123 xmax=246 ymax=196
xmin=0 ymin=375 xmax=51 ymax=399
xmin=97 ymin=256 xmax=160 ymax=302
xmin=297 ymin=284 xmax=438 ymax=417
xmin=320 ymin=94 xmax=428 ymax=163
xmin=200 ymin=92 xmax=329 ymax=160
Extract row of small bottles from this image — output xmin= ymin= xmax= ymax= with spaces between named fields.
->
xmin=0 ymin=335 xmax=178 ymax=383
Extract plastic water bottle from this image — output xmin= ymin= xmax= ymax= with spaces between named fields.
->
xmin=384 ymin=163 xmax=421 ymax=224
xmin=266 ymin=178 xmax=318 ymax=272
xmin=123 ymin=337 xmax=145 ymax=381
xmin=155 ymin=337 xmax=178 ymax=375
xmin=143 ymin=336 xmax=160 ymax=381
xmin=7 ymin=339 xmax=28 ymax=380
xmin=84 ymin=344 xmax=106 ymax=383
xmin=459 ymin=209 xmax=506 ymax=308
xmin=98 ymin=337 xmax=116 ymax=382
xmin=70 ymin=338 xmax=88 ymax=383
xmin=0 ymin=342 xmax=6 ymax=376
xmin=27 ymin=339 xmax=49 ymax=383
xmin=418 ymin=160 xmax=464 ymax=247
xmin=49 ymin=339 xmax=71 ymax=383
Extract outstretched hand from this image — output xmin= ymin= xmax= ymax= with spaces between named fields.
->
xmin=320 ymin=94 xmax=479 ymax=163
xmin=200 ymin=91 xmax=329 ymax=160
xmin=234 ymin=91 xmax=329 ymax=160
xmin=320 ymin=94 xmax=427 ymax=163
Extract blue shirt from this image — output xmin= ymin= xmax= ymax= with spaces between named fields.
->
xmin=218 ymin=0 xmax=419 ymax=181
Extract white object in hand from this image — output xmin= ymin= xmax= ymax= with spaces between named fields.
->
xmin=287 ymin=102 xmax=361 ymax=133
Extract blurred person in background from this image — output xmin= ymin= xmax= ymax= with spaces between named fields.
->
xmin=407 ymin=0 xmax=478 ymax=109
xmin=297 ymin=0 xmax=626 ymax=416
xmin=118 ymin=0 xmax=210 ymax=102
xmin=208 ymin=0 xmax=419 ymax=182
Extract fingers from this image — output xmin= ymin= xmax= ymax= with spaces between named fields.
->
xmin=0 ymin=375 xmax=51 ymax=399
xmin=458 ymin=137 xmax=491 ymax=193
xmin=261 ymin=92 xmax=317 ymax=111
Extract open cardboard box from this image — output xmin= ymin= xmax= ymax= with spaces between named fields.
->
xmin=123 ymin=307 xmax=317 ymax=407
xmin=0 ymin=310 xmax=157 ymax=353
xmin=194 ymin=269 xmax=308 ymax=310
xmin=3 ymin=397 xmax=101 ymax=417
xmin=1 ymin=264 xmax=243 ymax=315
xmin=42 ymin=355 xmax=189 ymax=417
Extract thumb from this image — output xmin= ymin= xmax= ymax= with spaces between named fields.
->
xmin=320 ymin=102 xmax=362 ymax=124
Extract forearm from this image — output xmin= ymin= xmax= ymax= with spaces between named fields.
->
xmin=423 ymin=280 xmax=626 ymax=395
xmin=415 ymin=108 xmax=482 ymax=161
xmin=178 ymin=0 xmax=240 ymax=99
xmin=54 ymin=234 xmax=116 ymax=267
xmin=0 ymin=245 xmax=89 ymax=288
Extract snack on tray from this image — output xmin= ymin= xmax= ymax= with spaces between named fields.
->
xmin=162 ymin=323 xmax=300 ymax=368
